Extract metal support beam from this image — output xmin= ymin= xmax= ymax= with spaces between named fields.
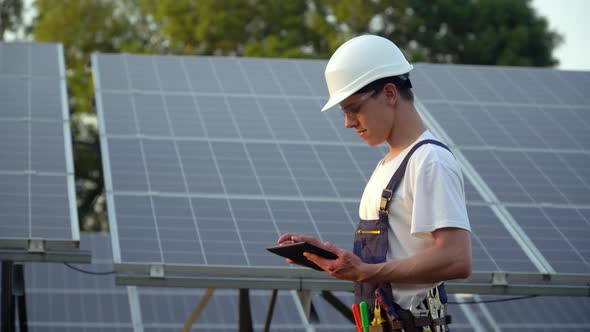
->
xmin=14 ymin=265 xmax=28 ymax=332
xmin=182 ymin=288 xmax=214 ymax=332
xmin=264 ymin=289 xmax=278 ymax=332
xmin=116 ymin=270 xmax=590 ymax=297
xmin=321 ymin=291 xmax=354 ymax=323
xmin=1 ymin=261 xmax=15 ymax=332
xmin=239 ymin=289 xmax=253 ymax=332
xmin=0 ymin=249 xmax=91 ymax=263
xmin=297 ymin=290 xmax=319 ymax=323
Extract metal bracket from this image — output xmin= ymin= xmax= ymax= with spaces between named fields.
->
xmin=491 ymin=272 xmax=508 ymax=286
xmin=149 ymin=264 xmax=165 ymax=278
xmin=296 ymin=290 xmax=319 ymax=323
xmin=28 ymin=239 xmax=45 ymax=253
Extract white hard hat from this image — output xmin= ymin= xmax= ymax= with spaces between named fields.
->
xmin=321 ymin=35 xmax=413 ymax=112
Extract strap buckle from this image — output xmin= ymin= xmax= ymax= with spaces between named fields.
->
xmin=379 ymin=189 xmax=393 ymax=215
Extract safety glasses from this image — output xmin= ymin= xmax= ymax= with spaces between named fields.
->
xmin=339 ymin=90 xmax=377 ymax=115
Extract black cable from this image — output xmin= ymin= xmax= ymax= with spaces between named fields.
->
xmin=448 ymin=295 xmax=538 ymax=305
xmin=63 ymin=262 xmax=115 ymax=276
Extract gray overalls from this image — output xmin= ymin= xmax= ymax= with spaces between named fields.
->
xmin=353 ymin=140 xmax=453 ymax=332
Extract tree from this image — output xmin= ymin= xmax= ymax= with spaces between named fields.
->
xmin=0 ymin=0 xmax=24 ymax=40
xmin=317 ymin=0 xmax=561 ymax=66
xmin=138 ymin=0 xmax=320 ymax=58
xmin=33 ymin=0 xmax=152 ymax=114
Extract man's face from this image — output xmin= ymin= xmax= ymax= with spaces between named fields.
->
xmin=339 ymin=89 xmax=393 ymax=146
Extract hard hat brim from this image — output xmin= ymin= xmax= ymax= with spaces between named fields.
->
xmin=320 ymin=91 xmax=350 ymax=112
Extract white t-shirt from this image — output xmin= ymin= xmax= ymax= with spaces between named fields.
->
xmin=358 ymin=130 xmax=471 ymax=310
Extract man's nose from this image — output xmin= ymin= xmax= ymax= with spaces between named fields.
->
xmin=344 ymin=112 xmax=358 ymax=128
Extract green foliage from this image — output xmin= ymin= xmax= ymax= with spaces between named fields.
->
xmin=140 ymin=0 xmax=318 ymax=58
xmin=397 ymin=0 xmax=559 ymax=66
xmin=33 ymin=0 xmax=149 ymax=114
xmin=0 ymin=0 xmax=24 ymax=40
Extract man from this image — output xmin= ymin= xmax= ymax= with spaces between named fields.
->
xmin=277 ymin=35 xmax=471 ymax=331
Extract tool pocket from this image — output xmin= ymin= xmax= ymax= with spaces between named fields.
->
xmin=353 ymin=220 xmax=388 ymax=264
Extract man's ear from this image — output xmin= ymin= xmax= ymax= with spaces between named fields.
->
xmin=383 ymin=82 xmax=398 ymax=106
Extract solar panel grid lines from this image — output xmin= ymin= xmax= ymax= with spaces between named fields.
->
xmin=412 ymin=66 xmax=557 ymax=273
xmin=0 ymin=42 xmax=80 ymax=250
xmin=255 ymin=68 xmax=352 ymax=240
xmin=415 ymin=64 xmax=590 ymax=152
xmin=430 ymin=68 xmax=581 ymax=205
xmin=236 ymin=60 xmax=335 ymax=241
xmin=288 ymin=60 xmax=380 ymax=199
xmin=205 ymin=58 xmax=294 ymax=255
xmin=94 ymin=53 xmax=395 ymax=271
xmin=470 ymin=294 xmax=590 ymax=331
xmin=121 ymin=54 xmax=166 ymax=265
xmin=413 ymin=62 xmax=590 ymax=275
xmin=240 ymin=55 xmax=366 ymax=250
xmin=23 ymin=233 xmax=135 ymax=331
xmin=155 ymin=56 xmax=217 ymax=266
xmin=508 ymin=206 xmax=590 ymax=274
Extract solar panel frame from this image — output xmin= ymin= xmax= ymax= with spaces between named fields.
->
xmin=0 ymin=42 xmax=81 ymax=254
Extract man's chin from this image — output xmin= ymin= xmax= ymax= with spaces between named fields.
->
xmin=365 ymin=139 xmax=382 ymax=147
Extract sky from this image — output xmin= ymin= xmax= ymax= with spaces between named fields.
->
xmin=531 ymin=0 xmax=590 ymax=71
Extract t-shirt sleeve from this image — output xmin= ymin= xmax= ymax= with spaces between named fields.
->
xmin=410 ymin=161 xmax=471 ymax=235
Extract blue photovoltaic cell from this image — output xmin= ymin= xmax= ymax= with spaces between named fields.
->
xmin=507 ymin=206 xmax=590 ymax=274
xmin=467 ymin=205 xmax=537 ymax=272
xmin=414 ymin=63 xmax=590 ymax=274
xmin=0 ymin=42 xmax=78 ymax=247
xmin=473 ymin=295 xmax=590 ymax=331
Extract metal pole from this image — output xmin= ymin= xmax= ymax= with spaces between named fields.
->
xmin=321 ymin=290 xmax=354 ymax=323
xmin=14 ymin=265 xmax=28 ymax=332
xmin=263 ymin=289 xmax=278 ymax=332
xmin=1 ymin=261 xmax=15 ymax=332
xmin=239 ymin=288 xmax=254 ymax=332
xmin=182 ymin=288 xmax=215 ymax=332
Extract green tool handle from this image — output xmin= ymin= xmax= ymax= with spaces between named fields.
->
xmin=359 ymin=301 xmax=370 ymax=332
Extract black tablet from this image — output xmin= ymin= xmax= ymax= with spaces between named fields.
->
xmin=266 ymin=242 xmax=338 ymax=271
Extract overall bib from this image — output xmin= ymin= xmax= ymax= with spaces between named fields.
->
xmin=353 ymin=139 xmax=452 ymax=332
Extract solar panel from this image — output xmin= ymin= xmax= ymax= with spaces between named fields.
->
xmin=92 ymin=54 xmax=375 ymax=277
xmin=463 ymin=294 xmax=590 ymax=331
xmin=23 ymin=233 xmax=133 ymax=331
xmin=0 ymin=42 xmax=81 ymax=255
xmin=93 ymin=52 xmax=590 ymax=295
xmin=412 ymin=63 xmax=590 ymax=275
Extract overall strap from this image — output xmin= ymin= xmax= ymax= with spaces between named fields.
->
xmin=379 ymin=139 xmax=452 ymax=218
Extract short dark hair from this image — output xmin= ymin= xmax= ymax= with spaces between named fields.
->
xmin=355 ymin=74 xmax=414 ymax=102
